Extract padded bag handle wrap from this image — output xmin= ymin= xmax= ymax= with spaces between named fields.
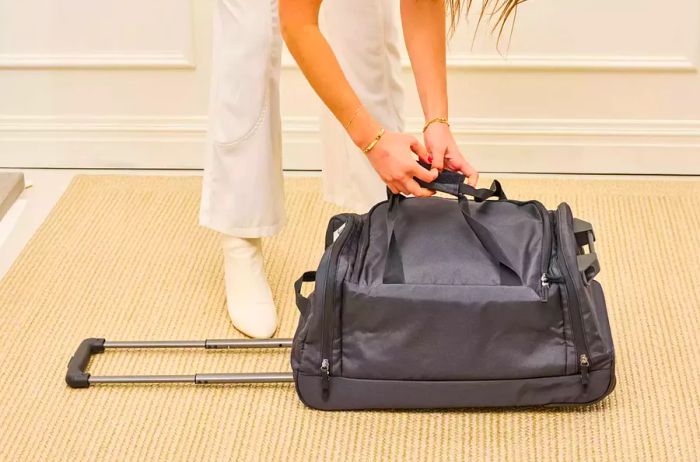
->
xmin=387 ymin=161 xmax=507 ymax=202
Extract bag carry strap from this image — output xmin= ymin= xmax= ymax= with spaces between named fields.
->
xmin=383 ymin=168 xmax=521 ymax=285
xmin=454 ymin=195 xmax=521 ymax=285
xmin=383 ymin=196 xmax=406 ymax=284
xmin=294 ymin=271 xmax=316 ymax=316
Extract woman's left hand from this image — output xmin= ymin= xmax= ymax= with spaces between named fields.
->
xmin=423 ymin=123 xmax=479 ymax=187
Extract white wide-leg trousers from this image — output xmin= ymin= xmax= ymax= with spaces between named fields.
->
xmin=200 ymin=0 xmax=404 ymax=238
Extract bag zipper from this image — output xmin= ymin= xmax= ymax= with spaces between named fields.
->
xmin=556 ymin=204 xmax=592 ymax=386
xmin=530 ymin=201 xmax=553 ymax=301
xmin=319 ymin=215 xmax=357 ymax=398
xmin=540 ymin=272 xmax=563 ymax=301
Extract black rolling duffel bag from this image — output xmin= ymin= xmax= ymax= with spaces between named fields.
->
xmin=290 ymin=169 xmax=616 ymax=410
xmin=66 ymin=167 xmax=614 ymax=411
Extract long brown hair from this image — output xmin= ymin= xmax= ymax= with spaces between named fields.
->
xmin=445 ymin=0 xmax=528 ymax=41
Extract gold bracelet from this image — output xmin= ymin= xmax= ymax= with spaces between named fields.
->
xmin=344 ymin=106 xmax=363 ymax=130
xmin=423 ymin=117 xmax=450 ymax=133
xmin=362 ymin=127 xmax=385 ymax=154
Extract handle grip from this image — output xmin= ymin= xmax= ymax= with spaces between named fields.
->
xmin=66 ymin=338 xmax=105 ymax=388
xmin=294 ymin=271 xmax=316 ymax=316
xmin=413 ymin=161 xmax=507 ymax=201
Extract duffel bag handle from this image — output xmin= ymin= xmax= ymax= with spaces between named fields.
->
xmin=294 ymin=271 xmax=316 ymax=316
xmin=385 ymin=161 xmax=507 ymax=202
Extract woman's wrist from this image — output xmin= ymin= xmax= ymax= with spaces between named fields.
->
xmin=423 ymin=116 xmax=449 ymax=133
xmin=423 ymin=102 xmax=448 ymax=124
xmin=347 ymin=110 xmax=383 ymax=150
xmin=361 ymin=128 xmax=386 ymax=154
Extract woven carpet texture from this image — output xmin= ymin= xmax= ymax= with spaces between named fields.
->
xmin=0 ymin=176 xmax=698 ymax=461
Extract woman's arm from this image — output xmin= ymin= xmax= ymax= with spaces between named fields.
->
xmin=401 ymin=0 xmax=479 ymax=186
xmin=280 ymin=0 xmax=438 ymax=196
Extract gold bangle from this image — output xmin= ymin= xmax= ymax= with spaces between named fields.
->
xmin=344 ymin=106 xmax=363 ymax=130
xmin=362 ymin=127 xmax=385 ymax=154
xmin=423 ymin=117 xmax=449 ymax=133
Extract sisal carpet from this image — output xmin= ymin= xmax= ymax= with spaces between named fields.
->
xmin=0 ymin=175 xmax=699 ymax=461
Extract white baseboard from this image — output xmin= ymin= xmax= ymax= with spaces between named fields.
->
xmin=1 ymin=115 xmax=699 ymax=174
xmin=0 ymin=52 xmax=196 ymax=69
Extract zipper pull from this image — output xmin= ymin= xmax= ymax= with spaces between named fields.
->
xmin=541 ymin=273 xmax=565 ymax=302
xmin=540 ymin=273 xmax=551 ymax=302
xmin=579 ymin=354 xmax=590 ymax=387
xmin=320 ymin=358 xmax=330 ymax=397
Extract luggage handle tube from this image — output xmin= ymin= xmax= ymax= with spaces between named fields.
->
xmin=103 ymin=339 xmax=293 ymax=349
xmin=88 ymin=373 xmax=294 ymax=385
xmin=66 ymin=338 xmax=294 ymax=389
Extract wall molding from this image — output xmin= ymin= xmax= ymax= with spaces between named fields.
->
xmin=282 ymin=53 xmax=697 ymax=72
xmin=1 ymin=115 xmax=699 ymax=173
xmin=442 ymin=54 xmax=697 ymax=72
xmin=0 ymin=52 xmax=196 ymax=70
xmin=7 ymin=115 xmax=699 ymax=138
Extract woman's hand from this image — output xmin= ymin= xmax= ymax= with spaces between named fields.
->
xmin=423 ymin=123 xmax=479 ymax=187
xmin=365 ymin=131 xmax=439 ymax=196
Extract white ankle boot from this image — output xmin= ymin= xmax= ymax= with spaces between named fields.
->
xmin=222 ymin=236 xmax=278 ymax=338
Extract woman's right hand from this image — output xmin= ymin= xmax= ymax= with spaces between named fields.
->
xmin=364 ymin=131 xmax=439 ymax=197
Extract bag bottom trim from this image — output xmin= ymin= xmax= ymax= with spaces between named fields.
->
xmin=295 ymin=368 xmax=615 ymax=411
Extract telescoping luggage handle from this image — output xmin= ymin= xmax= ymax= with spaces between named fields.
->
xmin=383 ymin=162 xmax=521 ymax=285
xmin=66 ymin=337 xmax=294 ymax=389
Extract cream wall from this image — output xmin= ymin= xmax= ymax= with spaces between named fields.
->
xmin=0 ymin=0 xmax=699 ymax=173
